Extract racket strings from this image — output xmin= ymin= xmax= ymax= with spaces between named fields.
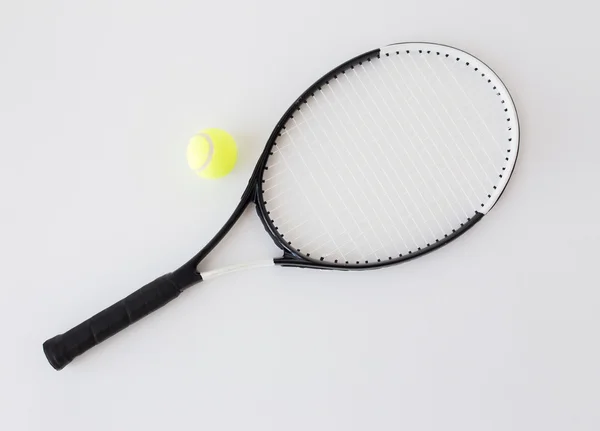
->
xmin=291 ymin=96 xmax=419 ymax=256
xmin=262 ymin=47 xmax=516 ymax=264
xmin=323 ymin=72 xmax=443 ymax=230
xmin=381 ymin=57 xmax=486 ymax=204
xmin=381 ymin=55 xmax=496 ymax=193
xmin=306 ymin=92 xmax=418 ymax=249
xmin=275 ymin=118 xmax=379 ymax=261
xmin=273 ymin=95 xmax=420 ymax=257
xmin=350 ymin=62 xmax=467 ymax=228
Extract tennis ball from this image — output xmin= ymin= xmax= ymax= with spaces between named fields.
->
xmin=187 ymin=128 xmax=237 ymax=179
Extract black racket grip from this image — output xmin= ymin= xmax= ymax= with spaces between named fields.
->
xmin=43 ymin=274 xmax=182 ymax=370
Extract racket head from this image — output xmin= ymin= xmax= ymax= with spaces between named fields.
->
xmin=256 ymin=42 xmax=519 ymax=269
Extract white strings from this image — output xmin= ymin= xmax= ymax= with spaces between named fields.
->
xmin=262 ymin=48 xmax=515 ymax=264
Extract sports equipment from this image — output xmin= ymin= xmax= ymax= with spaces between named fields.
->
xmin=43 ymin=42 xmax=520 ymax=370
xmin=187 ymin=128 xmax=237 ymax=178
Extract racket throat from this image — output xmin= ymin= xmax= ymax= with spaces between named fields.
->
xmin=199 ymin=260 xmax=274 ymax=281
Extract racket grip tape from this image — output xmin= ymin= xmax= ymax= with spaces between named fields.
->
xmin=43 ymin=273 xmax=182 ymax=370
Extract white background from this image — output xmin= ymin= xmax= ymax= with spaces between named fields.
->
xmin=1 ymin=1 xmax=598 ymax=430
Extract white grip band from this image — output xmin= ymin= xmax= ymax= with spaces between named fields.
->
xmin=199 ymin=260 xmax=275 ymax=281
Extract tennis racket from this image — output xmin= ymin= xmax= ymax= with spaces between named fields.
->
xmin=43 ymin=42 xmax=520 ymax=370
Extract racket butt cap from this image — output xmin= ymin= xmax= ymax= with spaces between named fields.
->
xmin=43 ymin=336 xmax=69 ymax=370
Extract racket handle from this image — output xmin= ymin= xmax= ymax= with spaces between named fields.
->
xmin=43 ymin=273 xmax=183 ymax=370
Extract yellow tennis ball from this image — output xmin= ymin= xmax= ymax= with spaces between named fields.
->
xmin=187 ymin=128 xmax=237 ymax=179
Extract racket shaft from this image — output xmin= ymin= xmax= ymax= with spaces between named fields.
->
xmin=43 ymin=274 xmax=182 ymax=370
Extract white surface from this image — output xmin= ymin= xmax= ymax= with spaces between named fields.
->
xmin=0 ymin=1 xmax=598 ymax=430
xmin=263 ymin=42 xmax=517 ymax=264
